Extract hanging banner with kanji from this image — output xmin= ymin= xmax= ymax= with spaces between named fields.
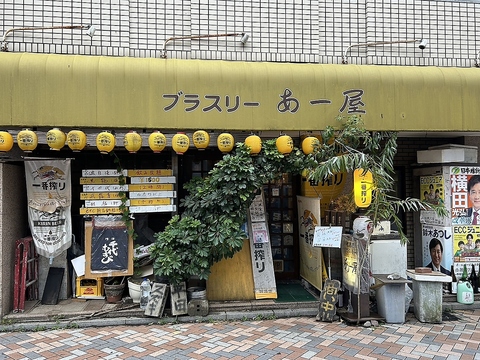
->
xmin=24 ymin=159 xmax=72 ymax=260
xmin=247 ymin=190 xmax=277 ymax=299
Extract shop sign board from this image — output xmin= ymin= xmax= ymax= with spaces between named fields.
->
xmin=129 ymin=205 xmax=176 ymax=213
xmin=82 ymin=169 xmax=127 ymax=177
xmin=84 ymin=200 xmax=125 ymax=208
xmin=128 ymin=169 xmax=173 ymax=177
xmin=129 ymin=191 xmax=176 ymax=199
xmin=79 ymin=177 xmax=120 ymax=185
xmin=130 ymin=176 xmax=176 ymax=184
xmin=82 ymin=185 xmax=129 ymax=192
xmin=80 ymin=207 xmax=122 ymax=215
xmin=128 ymin=184 xmax=174 ymax=191
xmin=80 ymin=192 xmax=121 ymax=200
xmin=129 ymin=198 xmax=172 ymax=206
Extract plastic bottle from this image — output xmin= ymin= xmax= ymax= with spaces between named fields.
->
xmin=140 ymin=278 xmax=151 ymax=310
xmin=450 ymin=265 xmax=457 ymax=294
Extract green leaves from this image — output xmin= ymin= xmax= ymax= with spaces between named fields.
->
xmin=152 ymin=114 xmax=446 ymax=283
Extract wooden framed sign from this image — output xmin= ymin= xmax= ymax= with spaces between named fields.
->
xmin=84 ymin=219 xmax=134 ymax=278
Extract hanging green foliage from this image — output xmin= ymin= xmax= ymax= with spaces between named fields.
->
xmin=150 ymin=116 xmax=447 ymax=285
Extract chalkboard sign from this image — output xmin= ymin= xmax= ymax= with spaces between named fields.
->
xmin=312 ymin=226 xmax=343 ymax=248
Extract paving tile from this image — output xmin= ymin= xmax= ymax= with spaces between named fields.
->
xmin=2 ymin=310 xmax=480 ymax=359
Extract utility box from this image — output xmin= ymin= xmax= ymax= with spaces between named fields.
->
xmin=373 ymin=274 xmax=411 ymax=324
xmin=417 ymin=144 xmax=478 ymax=164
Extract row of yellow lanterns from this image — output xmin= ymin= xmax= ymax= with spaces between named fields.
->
xmin=0 ymin=128 xmax=320 ymax=156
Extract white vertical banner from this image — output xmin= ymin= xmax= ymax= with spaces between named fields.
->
xmin=24 ymin=159 xmax=72 ymax=260
xmin=248 ymin=190 xmax=277 ymax=299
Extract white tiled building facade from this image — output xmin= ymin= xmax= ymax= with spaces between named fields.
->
xmin=1 ymin=0 xmax=478 ymax=67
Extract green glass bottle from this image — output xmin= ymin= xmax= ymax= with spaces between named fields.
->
xmin=461 ymin=264 xmax=468 ymax=281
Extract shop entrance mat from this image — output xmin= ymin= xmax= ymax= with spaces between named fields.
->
xmin=274 ymin=283 xmax=317 ymax=303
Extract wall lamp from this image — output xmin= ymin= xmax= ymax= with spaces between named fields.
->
xmin=1 ymin=24 xmax=96 ymax=52
xmin=342 ymin=38 xmax=428 ymax=64
xmin=160 ymin=32 xmax=249 ymax=59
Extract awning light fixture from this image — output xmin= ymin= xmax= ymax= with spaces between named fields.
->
xmin=342 ymin=38 xmax=428 ymax=64
xmin=161 ymin=32 xmax=249 ymax=59
xmin=1 ymin=24 xmax=96 ymax=52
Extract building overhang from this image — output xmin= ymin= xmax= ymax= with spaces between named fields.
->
xmin=1 ymin=52 xmax=479 ymax=132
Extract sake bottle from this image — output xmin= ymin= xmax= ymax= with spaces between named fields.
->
xmin=461 ymin=264 xmax=468 ymax=282
xmin=471 ymin=264 xmax=479 ymax=294
xmin=449 ymin=265 xmax=457 ymax=294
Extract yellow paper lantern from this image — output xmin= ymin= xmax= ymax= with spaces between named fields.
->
xmin=17 ymin=128 xmax=38 ymax=152
xmin=46 ymin=128 xmax=66 ymax=151
xmin=124 ymin=130 xmax=143 ymax=153
xmin=67 ymin=130 xmax=87 ymax=151
xmin=193 ymin=130 xmax=210 ymax=150
xmin=217 ymin=133 xmax=235 ymax=153
xmin=354 ymin=169 xmax=374 ymax=208
xmin=245 ymin=134 xmax=262 ymax=155
xmin=276 ymin=134 xmax=294 ymax=155
xmin=172 ymin=132 xmax=190 ymax=155
xmin=301 ymin=136 xmax=320 ymax=155
xmin=148 ymin=131 xmax=167 ymax=153
xmin=0 ymin=131 xmax=14 ymax=152
xmin=96 ymin=130 xmax=116 ymax=154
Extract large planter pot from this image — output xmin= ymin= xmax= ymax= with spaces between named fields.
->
xmin=128 ymin=277 xmax=142 ymax=303
xmin=104 ymin=282 xmax=126 ymax=303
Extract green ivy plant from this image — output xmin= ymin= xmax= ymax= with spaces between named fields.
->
xmin=150 ymin=141 xmax=306 ymax=285
xmin=150 ymin=115 xmax=447 ymax=285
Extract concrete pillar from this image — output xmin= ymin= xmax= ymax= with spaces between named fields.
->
xmin=0 ymin=162 xmax=28 ymax=317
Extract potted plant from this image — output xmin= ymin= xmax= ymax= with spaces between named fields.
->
xmin=104 ymin=276 xmax=126 ymax=303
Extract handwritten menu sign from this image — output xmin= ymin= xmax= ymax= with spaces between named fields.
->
xmin=312 ymin=226 xmax=343 ymax=248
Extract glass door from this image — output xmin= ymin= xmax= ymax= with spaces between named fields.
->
xmin=263 ymin=173 xmax=299 ymax=280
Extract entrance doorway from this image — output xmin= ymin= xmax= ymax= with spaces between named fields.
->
xmin=263 ymin=173 xmax=300 ymax=281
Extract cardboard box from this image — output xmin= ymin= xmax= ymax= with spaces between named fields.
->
xmin=76 ymin=276 xmax=104 ymax=298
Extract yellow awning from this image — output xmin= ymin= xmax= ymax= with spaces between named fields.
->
xmin=1 ymin=52 xmax=479 ymax=131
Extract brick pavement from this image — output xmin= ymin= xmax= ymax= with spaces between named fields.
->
xmin=0 ymin=310 xmax=480 ymax=360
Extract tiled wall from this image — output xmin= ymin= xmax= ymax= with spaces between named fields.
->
xmin=1 ymin=0 xmax=478 ymax=66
